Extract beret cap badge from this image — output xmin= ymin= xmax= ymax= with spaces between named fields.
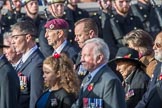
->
xmin=49 ymin=24 xmax=55 ymax=29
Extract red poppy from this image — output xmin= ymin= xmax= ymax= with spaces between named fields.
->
xmin=124 ymin=54 xmax=131 ymax=58
xmin=53 ymin=53 xmax=61 ymax=59
xmin=159 ymin=74 xmax=162 ymax=80
xmin=87 ymin=83 xmax=94 ymax=91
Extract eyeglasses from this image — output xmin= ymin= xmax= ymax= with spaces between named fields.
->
xmin=11 ymin=34 xmax=27 ymax=37
xmin=154 ymin=43 xmax=162 ymax=48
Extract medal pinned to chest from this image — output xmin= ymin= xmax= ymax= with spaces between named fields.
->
xmin=18 ymin=72 xmax=28 ymax=90
xmin=125 ymin=89 xmax=135 ymax=100
xmin=50 ymin=98 xmax=58 ymax=107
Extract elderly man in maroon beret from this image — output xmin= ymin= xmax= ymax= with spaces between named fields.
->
xmin=44 ymin=18 xmax=79 ymax=63
xmin=39 ymin=0 xmax=78 ymax=58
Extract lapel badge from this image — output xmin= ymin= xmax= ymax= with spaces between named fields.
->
xmin=125 ymin=89 xmax=135 ymax=100
xmin=51 ymin=98 xmax=58 ymax=107
xmin=158 ymin=74 xmax=162 ymax=80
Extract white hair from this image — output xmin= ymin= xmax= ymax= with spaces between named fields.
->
xmin=3 ymin=32 xmax=12 ymax=40
xmin=83 ymin=38 xmax=110 ymax=63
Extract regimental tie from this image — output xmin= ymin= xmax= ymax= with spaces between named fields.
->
xmin=83 ymin=74 xmax=92 ymax=91
xmin=15 ymin=58 xmax=23 ymax=71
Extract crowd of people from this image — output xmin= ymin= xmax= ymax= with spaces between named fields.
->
xmin=0 ymin=0 xmax=162 ymax=108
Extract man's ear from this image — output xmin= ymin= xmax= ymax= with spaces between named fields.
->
xmin=26 ymin=34 xmax=32 ymax=42
xmin=89 ymin=30 xmax=95 ymax=38
xmin=58 ymin=30 xmax=64 ymax=38
xmin=96 ymin=54 xmax=104 ymax=64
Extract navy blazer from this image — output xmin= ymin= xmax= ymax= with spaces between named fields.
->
xmin=72 ymin=65 xmax=126 ymax=108
xmin=61 ymin=41 xmax=79 ymax=64
xmin=135 ymin=62 xmax=162 ymax=108
xmin=16 ymin=48 xmax=45 ymax=108
xmin=0 ymin=55 xmax=20 ymax=108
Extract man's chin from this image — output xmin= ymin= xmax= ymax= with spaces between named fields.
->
xmin=79 ymin=44 xmax=83 ymax=48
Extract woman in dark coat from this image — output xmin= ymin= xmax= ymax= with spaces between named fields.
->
xmin=110 ymin=47 xmax=150 ymax=108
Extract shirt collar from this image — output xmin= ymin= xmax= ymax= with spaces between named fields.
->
xmin=12 ymin=58 xmax=22 ymax=67
xmin=22 ymin=45 xmax=38 ymax=63
xmin=53 ymin=40 xmax=67 ymax=54
xmin=89 ymin=63 xmax=107 ymax=82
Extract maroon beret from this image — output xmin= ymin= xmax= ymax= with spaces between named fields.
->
xmin=44 ymin=18 xmax=69 ymax=30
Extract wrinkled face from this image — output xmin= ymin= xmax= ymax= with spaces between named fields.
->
xmin=48 ymin=3 xmax=64 ymax=18
xmin=12 ymin=0 xmax=21 ymax=12
xmin=45 ymin=29 xmax=59 ymax=47
xmin=116 ymin=61 xmax=132 ymax=79
xmin=43 ymin=64 xmax=57 ymax=87
xmin=25 ymin=0 xmax=39 ymax=15
xmin=11 ymin=30 xmax=28 ymax=54
xmin=74 ymin=23 xmax=90 ymax=48
xmin=3 ymin=38 xmax=17 ymax=62
xmin=153 ymin=35 xmax=162 ymax=62
xmin=81 ymin=43 xmax=97 ymax=72
xmin=114 ymin=0 xmax=130 ymax=15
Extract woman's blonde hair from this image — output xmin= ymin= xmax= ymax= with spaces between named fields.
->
xmin=43 ymin=53 xmax=80 ymax=95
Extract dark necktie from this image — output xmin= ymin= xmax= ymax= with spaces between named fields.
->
xmin=83 ymin=74 xmax=92 ymax=91
xmin=15 ymin=59 xmax=23 ymax=71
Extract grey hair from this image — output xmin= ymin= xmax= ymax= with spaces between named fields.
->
xmin=124 ymin=29 xmax=153 ymax=55
xmin=3 ymin=32 xmax=12 ymax=40
xmin=83 ymin=38 xmax=110 ymax=63
xmin=11 ymin=21 xmax=38 ymax=38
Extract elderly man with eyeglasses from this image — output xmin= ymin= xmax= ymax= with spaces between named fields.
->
xmin=135 ymin=31 xmax=162 ymax=108
xmin=11 ymin=21 xmax=45 ymax=108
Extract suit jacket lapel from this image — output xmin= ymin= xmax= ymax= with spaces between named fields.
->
xmin=75 ymin=52 xmax=81 ymax=68
xmin=61 ymin=41 xmax=69 ymax=53
xmin=78 ymin=65 xmax=108 ymax=107
xmin=82 ymin=65 xmax=108 ymax=97
xmin=17 ymin=49 xmax=38 ymax=72
xmin=155 ymin=62 xmax=161 ymax=75
xmin=0 ymin=56 xmax=8 ymax=68
xmin=146 ymin=62 xmax=161 ymax=103
xmin=152 ymin=62 xmax=161 ymax=83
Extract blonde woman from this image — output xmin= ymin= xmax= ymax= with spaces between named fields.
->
xmin=36 ymin=53 xmax=80 ymax=108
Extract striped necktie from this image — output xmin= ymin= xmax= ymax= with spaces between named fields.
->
xmin=83 ymin=74 xmax=92 ymax=91
xmin=15 ymin=59 xmax=23 ymax=71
